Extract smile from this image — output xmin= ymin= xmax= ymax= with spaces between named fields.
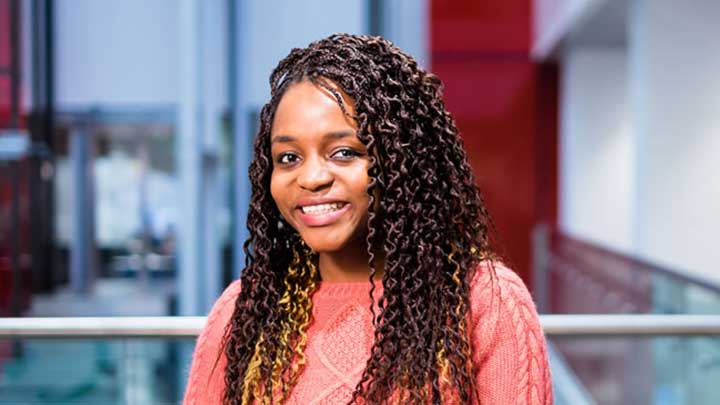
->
xmin=296 ymin=202 xmax=350 ymax=226
xmin=300 ymin=202 xmax=346 ymax=214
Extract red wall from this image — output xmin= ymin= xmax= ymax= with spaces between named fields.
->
xmin=431 ymin=0 xmax=557 ymax=286
xmin=0 ymin=0 xmax=32 ymax=316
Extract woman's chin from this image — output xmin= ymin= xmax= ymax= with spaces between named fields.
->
xmin=297 ymin=222 xmax=368 ymax=255
xmin=302 ymin=238 xmax=347 ymax=254
xmin=300 ymin=230 xmax=356 ymax=254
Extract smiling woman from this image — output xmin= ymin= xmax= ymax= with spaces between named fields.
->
xmin=183 ymin=34 xmax=552 ymax=404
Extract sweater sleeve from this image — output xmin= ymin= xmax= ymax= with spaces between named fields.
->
xmin=183 ymin=280 xmax=242 ymax=405
xmin=469 ymin=263 xmax=553 ymax=405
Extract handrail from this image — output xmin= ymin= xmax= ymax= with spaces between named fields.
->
xmin=540 ymin=314 xmax=720 ymax=336
xmin=0 ymin=315 xmax=719 ymax=338
xmin=0 ymin=316 xmax=206 ymax=338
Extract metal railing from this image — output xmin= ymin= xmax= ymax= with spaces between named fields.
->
xmin=540 ymin=314 xmax=720 ymax=336
xmin=0 ymin=314 xmax=719 ymax=338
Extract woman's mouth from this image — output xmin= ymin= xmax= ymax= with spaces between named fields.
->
xmin=297 ymin=202 xmax=350 ymax=227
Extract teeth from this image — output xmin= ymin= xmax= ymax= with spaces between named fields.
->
xmin=301 ymin=202 xmax=344 ymax=215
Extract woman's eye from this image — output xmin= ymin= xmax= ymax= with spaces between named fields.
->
xmin=277 ymin=153 xmax=299 ymax=165
xmin=331 ymin=148 xmax=361 ymax=160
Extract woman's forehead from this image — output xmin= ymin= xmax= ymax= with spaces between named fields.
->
xmin=271 ymin=81 xmax=357 ymax=137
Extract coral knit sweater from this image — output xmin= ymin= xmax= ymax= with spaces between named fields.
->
xmin=183 ymin=263 xmax=553 ymax=404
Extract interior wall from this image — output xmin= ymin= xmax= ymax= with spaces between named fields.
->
xmin=630 ymin=0 xmax=720 ymax=284
xmin=559 ymin=46 xmax=634 ymax=253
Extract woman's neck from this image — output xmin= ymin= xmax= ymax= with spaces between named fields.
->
xmin=318 ymin=250 xmax=384 ymax=283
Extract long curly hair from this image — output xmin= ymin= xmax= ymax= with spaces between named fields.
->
xmin=222 ymin=33 xmax=496 ymax=404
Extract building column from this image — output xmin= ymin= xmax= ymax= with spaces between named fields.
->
xmin=177 ymin=0 xmax=226 ymax=316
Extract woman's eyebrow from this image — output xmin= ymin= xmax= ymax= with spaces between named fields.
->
xmin=270 ymin=130 xmax=357 ymax=145
xmin=324 ymin=130 xmax=357 ymax=140
xmin=271 ymin=134 xmax=295 ymax=145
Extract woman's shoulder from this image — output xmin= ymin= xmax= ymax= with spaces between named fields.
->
xmin=213 ymin=279 xmax=243 ymax=314
xmin=195 ymin=278 xmax=242 ymax=357
xmin=467 ymin=261 xmax=553 ymax=403
xmin=183 ymin=279 xmax=242 ymax=404
xmin=204 ymin=279 xmax=243 ymax=335
xmin=468 ymin=260 xmax=537 ymax=311
xmin=466 ymin=260 xmax=544 ymax=349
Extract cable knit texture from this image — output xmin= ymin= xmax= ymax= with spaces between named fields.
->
xmin=183 ymin=263 xmax=553 ymax=404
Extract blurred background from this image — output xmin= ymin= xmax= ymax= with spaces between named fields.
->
xmin=0 ymin=0 xmax=718 ymax=403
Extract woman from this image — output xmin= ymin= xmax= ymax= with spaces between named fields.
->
xmin=184 ymin=34 xmax=552 ymax=404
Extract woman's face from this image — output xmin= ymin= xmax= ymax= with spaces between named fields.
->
xmin=270 ymin=80 xmax=371 ymax=254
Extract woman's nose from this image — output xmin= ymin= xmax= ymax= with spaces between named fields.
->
xmin=297 ymin=157 xmax=333 ymax=191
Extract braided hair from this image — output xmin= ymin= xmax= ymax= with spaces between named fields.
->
xmin=222 ymin=33 xmax=495 ymax=404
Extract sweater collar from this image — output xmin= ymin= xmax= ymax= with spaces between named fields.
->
xmin=314 ymin=280 xmax=384 ymax=300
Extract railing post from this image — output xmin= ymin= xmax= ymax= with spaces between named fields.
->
xmin=533 ymin=223 xmax=551 ymax=313
xmin=69 ymin=120 xmax=97 ymax=295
